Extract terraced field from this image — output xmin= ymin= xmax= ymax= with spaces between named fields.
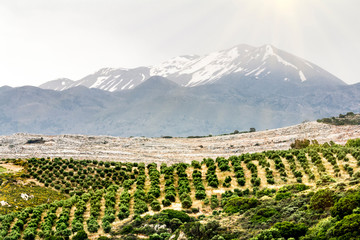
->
xmin=1 ymin=140 xmax=360 ymax=239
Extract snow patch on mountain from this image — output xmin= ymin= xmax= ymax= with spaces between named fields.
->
xmin=299 ymin=71 xmax=307 ymax=82
xmin=39 ymin=44 xmax=345 ymax=91
xmin=90 ymin=76 xmax=110 ymax=88
xmin=262 ymin=45 xmax=297 ymax=69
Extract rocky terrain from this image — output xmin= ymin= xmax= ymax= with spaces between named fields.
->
xmin=1 ymin=122 xmax=359 ymax=163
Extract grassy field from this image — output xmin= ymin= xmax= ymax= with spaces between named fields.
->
xmin=0 ymin=139 xmax=360 ymax=239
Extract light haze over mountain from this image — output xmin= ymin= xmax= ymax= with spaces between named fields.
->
xmin=1 ymin=44 xmax=359 ymax=137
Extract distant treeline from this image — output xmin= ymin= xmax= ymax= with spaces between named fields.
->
xmin=185 ymin=128 xmax=256 ymax=139
xmin=317 ymin=112 xmax=360 ymax=126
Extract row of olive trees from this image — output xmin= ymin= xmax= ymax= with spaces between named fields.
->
xmin=230 ymin=156 xmax=246 ymax=186
xmin=203 ymin=158 xmax=219 ymax=188
xmin=133 ymin=163 xmax=148 ymax=214
xmin=147 ymin=163 xmax=161 ymax=211
xmin=176 ymin=163 xmax=192 ymax=209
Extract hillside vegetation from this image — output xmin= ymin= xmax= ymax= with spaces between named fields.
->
xmin=1 ymin=139 xmax=360 ymax=239
xmin=317 ymin=112 xmax=360 ymax=125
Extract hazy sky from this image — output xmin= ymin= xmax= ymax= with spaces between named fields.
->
xmin=1 ymin=0 xmax=360 ymax=87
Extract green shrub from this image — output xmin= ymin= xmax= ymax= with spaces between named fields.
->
xmin=291 ymin=139 xmax=310 ymax=149
xmin=310 ymin=189 xmax=335 ymax=211
xmin=151 ymin=200 xmax=161 ymax=211
xmin=251 ymin=228 xmax=281 ymax=240
xmin=328 ymin=214 xmax=360 ymax=238
xmin=162 ymin=199 xmax=171 ymax=207
xmin=160 ymin=209 xmax=191 ymax=223
xmin=331 ymin=191 xmax=360 ymax=219
xmin=102 ymin=221 xmax=111 ymax=233
xmin=223 ymin=197 xmax=259 ymax=213
xmin=273 ymin=221 xmax=308 ymax=239
xmin=275 ymin=191 xmax=292 ymax=201
xmin=120 ymin=225 xmax=133 ymax=234
xmin=149 ymin=233 xmax=162 ymax=240
xmin=98 ymin=236 xmax=110 ymax=240
xmin=87 ymin=217 xmax=100 ymax=233
xmin=72 ymin=230 xmax=89 ymax=240
xmin=251 ymin=208 xmax=278 ymax=223
xmin=346 ymin=138 xmax=360 ymax=147
xmin=169 ymin=218 xmax=183 ymax=232
xmin=210 ymin=195 xmax=219 ymax=209
xmin=303 ymin=217 xmax=336 ymax=240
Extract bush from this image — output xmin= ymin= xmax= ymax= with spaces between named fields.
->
xmin=328 ymin=213 xmax=360 ymax=238
xmin=98 ymin=237 xmax=110 ymax=240
xmin=160 ymin=209 xmax=191 ymax=223
xmin=72 ymin=230 xmax=89 ymax=240
xmin=251 ymin=208 xmax=278 ymax=223
xmin=303 ymin=217 xmax=336 ymax=240
xmin=331 ymin=191 xmax=360 ymax=219
xmin=87 ymin=217 xmax=100 ymax=233
xmin=151 ymin=200 xmax=161 ymax=211
xmin=102 ymin=221 xmax=112 ymax=233
xmin=252 ymin=228 xmax=281 ymax=240
xmin=149 ymin=233 xmax=162 ymax=240
xmin=275 ymin=191 xmax=292 ymax=201
xmin=273 ymin=221 xmax=308 ymax=239
xmin=223 ymin=197 xmax=259 ymax=213
xmin=291 ymin=139 xmax=310 ymax=149
xmin=210 ymin=195 xmax=219 ymax=209
xmin=169 ymin=218 xmax=183 ymax=232
xmin=120 ymin=225 xmax=133 ymax=234
xmin=346 ymin=138 xmax=360 ymax=147
xmin=310 ymin=189 xmax=335 ymax=211
xmin=162 ymin=199 xmax=171 ymax=207
xmin=191 ymin=160 xmax=201 ymax=169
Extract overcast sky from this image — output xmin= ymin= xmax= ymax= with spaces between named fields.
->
xmin=1 ymin=0 xmax=359 ymax=87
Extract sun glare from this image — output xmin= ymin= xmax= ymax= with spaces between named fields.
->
xmin=273 ymin=0 xmax=297 ymax=16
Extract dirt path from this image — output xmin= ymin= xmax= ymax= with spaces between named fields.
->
xmin=306 ymin=154 xmax=321 ymax=181
xmin=292 ymin=155 xmax=310 ymax=185
xmin=52 ymin=207 xmax=62 ymax=231
xmin=96 ymin=196 xmax=106 ymax=237
xmin=254 ymin=161 xmax=268 ymax=188
xmin=158 ymin=172 xmax=166 ymax=204
xmin=241 ymin=161 xmax=252 ymax=189
xmin=186 ymin=167 xmax=195 ymax=200
xmin=0 ymin=163 xmax=23 ymax=173
xmin=8 ymin=217 xmax=17 ymax=236
xmin=267 ymin=157 xmax=281 ymax=185
xmin=20 ymin=214 xmax=31 ymax=239
xmin=128 ymin=185 xmax=135 ymax=216
xmin=83 ymin=201 xmax=91 ymax=235
xmin=319 ymin=153 xmax=336 ymax=176
xmin=281 ymin=157 xmax=295 ymax=184
xmin=36 ymin=208 xmax=48 ymax=234
xmin=68 ymin=204 xmax=77 ymax=229
xmin=114 ymin=187 xmax=123 ymax=218
xmin=345 ymin=154 xmax=359 ymax=175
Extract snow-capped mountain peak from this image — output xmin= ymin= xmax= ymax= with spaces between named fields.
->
xmin=39 ymin=44 xmax=345 ymax=92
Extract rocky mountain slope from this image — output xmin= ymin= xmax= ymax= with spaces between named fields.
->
xmin=1 ymin=78 xmax=360 ymax=136
xmin=1 ymin=122 xmax=360 ymax=163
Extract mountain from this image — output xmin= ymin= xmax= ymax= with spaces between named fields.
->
xmin=39 ymin=44 xmax=345 ymax=92
xmin=3 ymin=44 xmax=358 ymax=136
xmin=1 ymin=79 xmax=360 ymax=137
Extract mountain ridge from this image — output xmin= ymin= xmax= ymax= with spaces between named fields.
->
xmin=39 ymin=44 xmax=345 ymax=92
xmin=1 ymin=80 xmax=359 ymax=136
